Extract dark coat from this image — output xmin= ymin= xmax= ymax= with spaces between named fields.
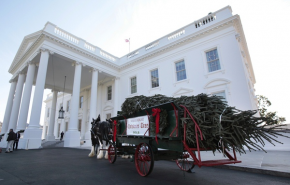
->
xmin=15 ymin=132 xmax=20 ymax=141
xmin=7 ymin=131 xmax=15 ymax=141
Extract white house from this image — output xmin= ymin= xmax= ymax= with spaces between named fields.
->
xmin=0 ymin=6 xmax=258 ymax=149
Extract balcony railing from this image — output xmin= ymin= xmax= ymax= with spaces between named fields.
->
xmin=43 ymin=6 xmax=232 ymax=66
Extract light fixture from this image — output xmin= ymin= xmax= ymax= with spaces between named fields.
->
xmin=58 ymin=76 xmax=66 ymax=119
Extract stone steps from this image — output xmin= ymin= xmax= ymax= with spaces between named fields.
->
xmin=41 ymin=140 xmax=64 ymax=148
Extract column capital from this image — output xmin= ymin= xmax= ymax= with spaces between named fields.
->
xmin=112 ymin=77 xmax=120 ymax=81
xmin=27 ymin=60 xmax=36 ymax=65
xmin=72 ymin=61 xmax=82 ymax=66
xmin=39 ymin=47 xmax=50 ymax=53
xmin=9 ymin=79 xmax=16 ymax=83
xmin=51 ymin=89 xmax=59 ymax=93
xmin=89 ymin=68 xmax=99 ymax=73
xmin=17 ymin=71 xmax=26 ymax=75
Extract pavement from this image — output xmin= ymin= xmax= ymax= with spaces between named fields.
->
xmin=77 ymin=146 xmax=290 ymax=178
xmin=0 ymin=147 xmax=289 ymax=185
xmin=200 ymin=150 xmax=290 ymax=178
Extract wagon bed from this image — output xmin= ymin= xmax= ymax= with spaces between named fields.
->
xmin=108 ymin=102 xmax=241 ymax=176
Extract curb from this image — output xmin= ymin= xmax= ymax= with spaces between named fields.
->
xmin=213 ymin=165 xmax=290 ymax=178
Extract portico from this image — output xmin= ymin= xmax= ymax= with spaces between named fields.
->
xmin=0 ymin=22 xmax=119 ymax=149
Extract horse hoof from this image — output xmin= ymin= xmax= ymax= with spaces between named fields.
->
xmin=88 ymin=153 xmax=95 ymax=157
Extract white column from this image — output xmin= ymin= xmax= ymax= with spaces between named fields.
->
xmin=81 ymin=89 xmax=89 ymax=139
xmin=0 ymin=81 xmax=17 ymax=147
xmin=89 ymin=69 xmax=98 ymax=123
xmin=114 ymin=77 xmax=120 ymax=116
xmin=64 ymin=62 xmax=82 ymax=147
xmin=8 ymin=73 xmax=25 ymax=131
xmin=0 ymin=81 xmax=16 ymax=135
xmin=46 ymin=90 xmax=58 ymax=141
xmin=23 ymin=49 xmax=50 ymax=149
xmin=85 ymin=69 xmax=98 ymax=140
xmin=17 ymin=63 xmax=36 ymax=131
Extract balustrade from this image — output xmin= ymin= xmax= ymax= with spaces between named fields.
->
xmin=45 ymin=7 xmax=228 ymax=65
xmin=84 ymin=43 xmax=96 ymax=52
xmin=145 ymin=41 xmax=159 ymax=50
xmin=127 ymin=51 xmax=139 ymax=59
xmin=54 ymin=28 xmax=79 ymax=44
xmin=195 ymin=13 xmax=216 ymax=28
xmin=168 ymin=30 xmax=185 ymax=40
xmin=100 ymin=51 xmax=116 ymax=61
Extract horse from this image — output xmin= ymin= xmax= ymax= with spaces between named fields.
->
xmin=88 ymin=115 xmax=113 ymax=159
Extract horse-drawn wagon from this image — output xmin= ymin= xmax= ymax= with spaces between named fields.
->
xmin=92 ymin=102 xmax=241 ymax=177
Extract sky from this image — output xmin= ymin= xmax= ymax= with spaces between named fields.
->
xmin=0 ymin=0 xmax=289 ymax=126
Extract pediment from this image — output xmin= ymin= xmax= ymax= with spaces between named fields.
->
xmin=172 ymin=87 xmax=194 ymax=97
xmin=103 ymin=106 xmax=113 ymax=111
xmin=9 ymin=30 xmax=42 ymax=73
xmin=23 ymin=38 xmax=38 ymax=53
xmin=204 ymin=78 xmax=230 ymax=89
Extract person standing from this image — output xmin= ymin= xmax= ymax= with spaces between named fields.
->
xmin=60 ymin=131 xmax=64 ymax=141
xmin=5 ymin=129 xmax=15 ymax=153
xmin=13 ymin=131 xmax=21 ymax=151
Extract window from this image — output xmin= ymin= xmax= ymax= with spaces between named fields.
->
xmin=47 ymin=108 xmax=50 ymax=117
xmin=206 ymin=49 xmax=221 ymax=72
xmin=131 ymin=77 xmax=137 ymax=94
xmin=107 ymin=86 xmax=112 ymax=100
xmin=212 ymin=91 xmax=226 ymax=100
xmin=151 ymin=69 xmax=159 ymax=88
xmin=66 ymin=100 xmax=70 ymax=112
xmin=175 ymin=60 xmax=187 ymax=81
xmin=79 ymin=96 xmax=83 ymax=108
xmin=106 ymin=113 xmax=111 ymax=119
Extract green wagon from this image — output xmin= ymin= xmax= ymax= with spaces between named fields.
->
xmin=107 ymin=102 xmax=241 ymax=177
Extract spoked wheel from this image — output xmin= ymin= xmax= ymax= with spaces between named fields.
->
xmin=108 ymin=143 xmax=117 ymax=164
xmin=135 ymin=143 xmax=154 ymax=177
xmin=176 ymin=152 xmax=195 ymax=172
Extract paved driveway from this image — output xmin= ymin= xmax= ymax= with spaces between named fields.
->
xmin=0 ymin=148 xmax=289 ymax=185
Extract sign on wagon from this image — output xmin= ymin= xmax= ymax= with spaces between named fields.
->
xmin=127 ymin=116 xmax=149 ymax=136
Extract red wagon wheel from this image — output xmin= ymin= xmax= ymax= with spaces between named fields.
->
xmin=135 ymin=143 xmax=154 ymax=177
xmin=108 ymin=143 xmax=117 ymax=164
xmin=176 ymin=152 xmax=195 ymax=172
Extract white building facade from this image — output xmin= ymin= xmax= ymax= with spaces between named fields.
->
xmin=0 ymin=6 xmax=258 ymax=149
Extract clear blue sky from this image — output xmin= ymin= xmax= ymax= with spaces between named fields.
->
xmin=0 ymin=0 xmax=289 ymax=126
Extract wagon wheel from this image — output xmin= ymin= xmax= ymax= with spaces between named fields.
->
xmin=176 ymin=152 xmax=195 ymax=172
xmin=135 ymin=143 xmax=154 ymax=177
xmin=108 ymin=143 xmax=117 ymax=164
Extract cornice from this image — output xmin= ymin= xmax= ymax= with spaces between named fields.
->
xmin=9 ymin=33 xmax=44 ymax=74
xmin=119 ymin=16 xmax=238 ymax=70
xmin=42 ymin=32 xmax=119 ymax=70
xmin=233 ymin=15 xmax=256 ymax=84
xmin=10 ymin=14 xmax=246 ymax=78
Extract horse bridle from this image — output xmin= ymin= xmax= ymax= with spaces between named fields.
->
xmin=90 ymin=120 xmax=98 ymax=138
